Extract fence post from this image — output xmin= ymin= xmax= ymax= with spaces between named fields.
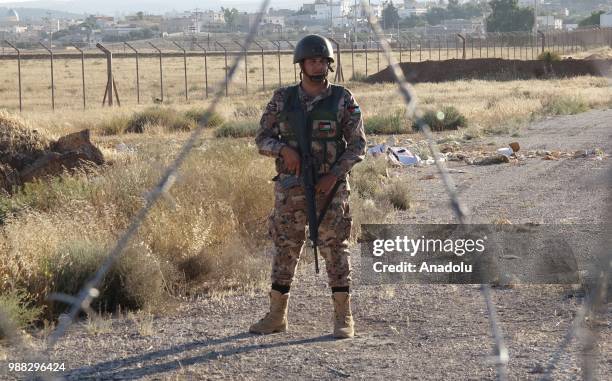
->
xmin=492 ymin=33 xmax=496 ymax=57
xmin=96 ymin=43 xmax=120 ymax=107
xmin=328 ymin=37 xmax=344 ymax=82
xmin=72 ymin=44 xmax=86 ymax=109
xmin=376 ymin=39 xmax=380 ymax=71
xmin=445 ymin=35 xmax=449 ymax=59
xmin=4 ymin=40 xmax=22 ymax=112
xmin=470 ymin=36 xmax=474 ymax=59
xmin=408 ymin=38 xmax=412 ymax=62
xmin=350 ymin=36 xmax=355 ymax=78
xmin=457 ymin=34 xmax=466 ymax=59
xmin=39 ymin=41 xmax=55 ymax=110
xmin=233 ymin=40 xmax=249 ymax=94
xmin=270 ymin=40 xmax=281 ymax=87
xmin=537 ymin=30 xmax=545 ymax=54
xmin=253 ymin=40 xmax=266 ymax=91
xmin=364 ymin=38 xmax=368 ymax=75
xmin=193 ymin=42 xmax=209 ymax=99
xmin=419 ymin=39 xmax=422 ymax=61
xmin=284 ymin=40 xmax=297 ymax=83
xmin=148 ymin=42 xmax=164 ymax=103
xmin=124 ymin=42 xmax=140 ymax=104
xmin=398 ymin=36 xmax=402 ymax=63
xmin=215 ymin=41 xmax=228 ymax=96
xmin=172 ymin=41 xmax=188 ymax=101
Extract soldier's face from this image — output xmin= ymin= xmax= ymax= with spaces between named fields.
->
xmin=302 ymin=57 xmax=329 ymax=76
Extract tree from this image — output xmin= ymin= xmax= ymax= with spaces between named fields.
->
xmin=221 ymin=7 xmax=240 ymax=31
xmin=425 ymin=7 xmax=447 ymax=25
xmin=486 ymin=0 xmax=534 ymax=32
xmin=400 ymin=15 xmax=427 ymax=29
xmin=136 ymin=11 xmax=144 ymax=20
xmin=382 ymin=1 xmax=400 ymax=30
xmin=578 ymin=11 xmax=604 ymax=27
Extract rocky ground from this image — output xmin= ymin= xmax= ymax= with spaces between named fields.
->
xmin=5 ymin=109 xmax=612 ymax=380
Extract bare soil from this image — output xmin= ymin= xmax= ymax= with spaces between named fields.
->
xmin=7 ymin=110 xmax=612 ymax=380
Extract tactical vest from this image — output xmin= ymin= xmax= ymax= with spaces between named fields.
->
xmin=277 ymin=84 xmax=346 ymax=175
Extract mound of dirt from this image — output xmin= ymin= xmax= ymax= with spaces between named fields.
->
xmin=0 ymin=111 xmax=105 ymax=194
xmin=366 ymin=58 xmax=612 ymax=84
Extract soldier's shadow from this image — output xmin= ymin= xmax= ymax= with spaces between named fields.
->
xmin=66 ymin=332 xmax=336 ymax=379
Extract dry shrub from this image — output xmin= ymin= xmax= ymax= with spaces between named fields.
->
xmin=365 ymin=109 xmax=412 ymax=135
xmin=126 ymin=107 xmax=195 ymax=133
xmin=0 ymin=138 xmax=275 ymax=322
xmin=0 ymin=290 xmax=43 ymax=336
xmin=538 ymin=95 xmax=589 ymax=116
xmin=0 ymin=110 xmax=50 ymax=164
xmin=184 ymin=109 xmax=225 ymax=127
xmin=215 ymin=120 xmax=259 ymax=138
xmin=416 ymin=106 xmax=467 ymax=132
xmin=348 ymin=156 xmax=403 ymax=239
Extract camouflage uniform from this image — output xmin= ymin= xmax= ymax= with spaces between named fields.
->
xmin=255 ymin=81 xmax=366 ymax=288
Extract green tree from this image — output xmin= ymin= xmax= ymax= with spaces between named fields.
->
xmin=382 ymin=1 xmax=400 ymax=30
xmin=425 ymin=7 xmax=447 ymax=25
xmin=136 ymin=11 xmax=144 ymax=20
xmin=400 ymin=15 xmax=427 ymax=28
xmin=221 ymin=7 xmax=240 ymax=31
xmin=578 ymin=11 xmax=604 ymax=27
xmin=486 ymin=0 xmax=534 ymax=32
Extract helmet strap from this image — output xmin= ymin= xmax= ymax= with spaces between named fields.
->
xmin=299 ymin=62 xmax=334 ymax=83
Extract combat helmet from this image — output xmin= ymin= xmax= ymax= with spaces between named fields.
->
xmin=293 ymin=34 xmax=335 ymax=64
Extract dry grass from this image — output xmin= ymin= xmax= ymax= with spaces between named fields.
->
xmin=0 ymin=44 xmax=606 ymax=111
xmin=0 ymin=74 xmax=609 ymax=327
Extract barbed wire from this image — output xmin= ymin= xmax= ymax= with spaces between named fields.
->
xmin=359 ymin=1 xmax=512 ymax=379
xmin=362 ymin=3 xmax=611 ymax=380
xmin=0 ymin=0 xmax=608 ymax=379
xmin=0 ymin=0 xmax=270 ymax=380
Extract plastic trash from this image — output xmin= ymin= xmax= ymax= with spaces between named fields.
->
xmin=497 ymin=147 xmax=513 ymax=157
xmin=367 ymin=143 xmax=388 ymax=157
xmin=389 ymin=147 xmax=421 ymax=166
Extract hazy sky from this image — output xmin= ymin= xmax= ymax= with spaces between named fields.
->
xmin=0 ymin=0 xmax=302 ymax=14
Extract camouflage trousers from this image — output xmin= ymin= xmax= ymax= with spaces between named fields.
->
xmin=268 ymin=177 xmax=352 ymax=288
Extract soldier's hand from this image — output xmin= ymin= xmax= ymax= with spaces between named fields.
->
xmin=316 ymin=173 xmax=338 ymax=194
xmin=280 ymin=146 xmax=301 ymax=176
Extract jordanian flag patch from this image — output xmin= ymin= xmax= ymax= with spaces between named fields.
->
xmin=318 ymin=121 xmax=332 ymax=132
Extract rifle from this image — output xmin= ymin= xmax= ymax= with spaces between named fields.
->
xmin=283 ymin=148 xmax=341 ymax=275
xmin=286 ymin=88 xmax=343 ymax=275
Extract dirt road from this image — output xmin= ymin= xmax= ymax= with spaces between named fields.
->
xmin=16 ymin=110 xmax=612 ymax=380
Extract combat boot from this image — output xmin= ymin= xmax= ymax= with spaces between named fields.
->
xmin=249 ymin=290 xmax=289 ymax=334
xmin=332 ymin=292 xmax=354 ymax=339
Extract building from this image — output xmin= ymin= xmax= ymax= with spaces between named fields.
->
xmin=200 ymin=10 xmax=225 ymax=24
xmin=398 ymin=7 xmax=428 ymax=18
xmin=601 ymin=11 xmax=612 ymax=28
xmin=537 ymin=16 xmax=562 ymax=30
xmin=92 ymin=16 xmax=115 ymax=29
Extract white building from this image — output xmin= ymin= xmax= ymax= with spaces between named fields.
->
xmin=398 ymin=7 xmax=428 ymax=18
xmin=200 ymin=10 xmax=225 ymax=24
xmin=537 ymin=16 xmax=562 ymax=30
xmin=601 ymin=11 xmax=612 ymax=28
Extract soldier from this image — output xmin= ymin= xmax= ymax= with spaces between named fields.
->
xmin=251 ymin=35 xmax=367 ymax=339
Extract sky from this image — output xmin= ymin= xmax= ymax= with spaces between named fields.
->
xmin=0 ymin=0 xmax=302 ymax=14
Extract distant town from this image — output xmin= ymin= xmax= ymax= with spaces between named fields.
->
xmin=1 ymin=0 xmax=611 ymax=48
